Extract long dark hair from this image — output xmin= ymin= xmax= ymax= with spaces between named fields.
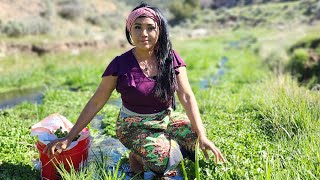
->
xmin=125 ymin=3 xmax=177 ymax=106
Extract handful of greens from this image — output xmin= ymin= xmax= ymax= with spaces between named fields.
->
xmin=54 ymin=126 xmax=80 ymax=142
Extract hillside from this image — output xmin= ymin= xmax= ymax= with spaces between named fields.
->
xmin=0 ymin=1 xmax=320 ymax=179
xmin=0 ymin=0 xmax=319 ymax=55
xmin=0 ymin=0 xmax=120 ymax=37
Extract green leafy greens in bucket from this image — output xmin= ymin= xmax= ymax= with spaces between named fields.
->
xmin=54 ymin=126 xmax=80 ymax=142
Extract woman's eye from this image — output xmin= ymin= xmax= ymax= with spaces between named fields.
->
xmin=134 ymin=26 xmax=141 ymax=29
xmin=148 ymin=26 xmax=156 ymax=30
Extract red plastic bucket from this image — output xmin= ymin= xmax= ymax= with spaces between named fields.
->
xmin=36 ymin=132 xmax=90 ymax=180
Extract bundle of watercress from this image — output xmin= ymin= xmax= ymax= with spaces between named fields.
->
xmin=54 ymin=126 xmax=80 ymax=142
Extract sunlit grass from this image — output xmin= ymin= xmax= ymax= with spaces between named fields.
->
xmin=195 ymin=138 xmax=200 ymax=180
xmin=0 ymin=49 xmax=123 ymax=93
xmin=56 ymin=151 xmax=126 ymax=180
xmin=0 ymin=24 xmax=320 ymax=179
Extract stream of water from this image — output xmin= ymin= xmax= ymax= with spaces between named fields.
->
xmin=0 ymin=87 xmax=44 ymax=110
xmin=0 ymin=54 xmax=228 ymax=110
xmin=198 ymin=56 xmax=228 ymax=89
xmin=88 ymin=112 xmax=127 ymax=166
xmin=2 ymin=55 xmax=229 ymax=178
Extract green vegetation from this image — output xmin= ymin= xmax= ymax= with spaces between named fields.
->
xmin=56 ymin=151 xmax=126 ymax=180
xmin=284 ymin=31 xmax=320 ymax=89
xmin=1 ymin=27 xmax=320 ymax=179
xmin=54 ymin=127 xmax=80 ymax=141
xmin=177 ymin=0 xmax=318 ymax=31
xmin=0 ymin=49 xmax=122 ymax=93
xmin=168 ymin=0 xmax=200 ymax=24
xmin=0 ymin=1 xmax=320 ymax=179
xmin=1 ymin=0 xmax=318 ymax=40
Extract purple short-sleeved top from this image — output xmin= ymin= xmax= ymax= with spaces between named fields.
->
xmin=102 ymin=48 xmax=186 ymax=114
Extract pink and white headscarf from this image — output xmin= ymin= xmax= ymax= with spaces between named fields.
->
xmin=126 ymin=7 xmax=161 ymax=32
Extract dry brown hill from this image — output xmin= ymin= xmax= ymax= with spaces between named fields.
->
xmin=0 ymin=0 xmax=130 ymax=54
xmin=0 ymin=0 xmax=117 ymax=21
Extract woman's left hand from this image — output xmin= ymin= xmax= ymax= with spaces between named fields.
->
xmin=198 ymin=136 xmax=226 ymax=164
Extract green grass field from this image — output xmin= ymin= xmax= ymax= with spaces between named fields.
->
xmin=0 ymin=23 xmax=320 ymax=180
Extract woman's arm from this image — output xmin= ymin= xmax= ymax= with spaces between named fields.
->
xmin=66 ymin=76 xmax=117 ymax=141
xmin=176 ymin=67 xmax=205 ymax=137
xmin=176 ymin=67 xmax=226 ymax=163
xmin=44 ymin=75 xmax=117 ymax=156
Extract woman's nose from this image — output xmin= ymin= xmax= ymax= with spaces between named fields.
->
xmin=141 ymin=28 xmax=148 ymax=36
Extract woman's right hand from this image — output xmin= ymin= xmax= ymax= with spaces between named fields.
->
xmin=43 ymin=137 xmax=71 ymax=158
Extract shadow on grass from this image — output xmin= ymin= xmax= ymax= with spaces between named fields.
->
xmin=0 ymin=162 xmax=39 ymax=180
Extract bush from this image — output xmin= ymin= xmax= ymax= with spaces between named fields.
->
xmin=168 ymin=0 xmax=200 ymax=25
xmin=57 ymin=0 xmax=85 ymax=20
xmin=286 ymin=48 xmax=309 ymax=78
xmin=2 ymin=17 xmax=51 ymax=37
xmin=302 ymin=0 xmax=320 ymax=18
xmin=315 ymin=1 xmax=320 ymax=19
xmin=25 ymin=17 xmax=52 ymax=35
xmin=86 ymin=12 xmax=124 ymax=30
xmin=2 ymin=21 xmax=26 ymax=37
xmin=286 ymin=36 xmax=320 ymax=88
xmin=41 ymin=0 xmax=55 ymax=20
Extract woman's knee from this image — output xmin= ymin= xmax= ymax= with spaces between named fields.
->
xmin=131 ymin=151 xmax=167 ymax=174
xmin=143 ymin=136 xmax=171 ymax=173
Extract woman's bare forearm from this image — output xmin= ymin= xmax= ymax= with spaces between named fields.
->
xmin=66 ymin=76 xmax=116 ymax=141
xmin=66 ymin=97 xmax=105 ymax=141
xmin=176 ymin=67 xmax=207 ymax=137
xmin=178 ymin=92 xmax=206 ymax=137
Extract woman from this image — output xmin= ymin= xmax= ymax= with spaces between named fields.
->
xmin=44 ymin=3 xmax=226 ymax=178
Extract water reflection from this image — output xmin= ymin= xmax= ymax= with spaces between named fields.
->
xmin=198 ymin=56 xmax=228 ymax=89
xmin=0 ymin=87 xmax=44 ymax=109
xmin=88 ymin=110 xmax=127 ymax=167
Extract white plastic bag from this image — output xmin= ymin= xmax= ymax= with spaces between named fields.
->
xmin=31 ymin=113 xmax=90 ymax=150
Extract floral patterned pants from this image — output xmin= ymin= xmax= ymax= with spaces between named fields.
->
xmin=116 ymin=109 xmax=197 ymax=175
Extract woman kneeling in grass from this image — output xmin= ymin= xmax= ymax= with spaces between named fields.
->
xmin=44 ymin=2 xmax=226 ymax=178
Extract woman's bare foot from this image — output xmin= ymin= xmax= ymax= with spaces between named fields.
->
xmin=129 ymin=152 xmax=144 ymax=173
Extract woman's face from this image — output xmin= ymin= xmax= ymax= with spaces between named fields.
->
xmin=130 ymin=17 xmax=159 ymax=51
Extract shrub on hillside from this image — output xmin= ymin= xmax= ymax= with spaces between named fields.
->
xmin=302 ymin=0 xmax=320 ymax=17
xmin=57 ymin=0 xmax=85 ymax=20
xmin=2 ymin=21 xmax=26 ymax=37
xmin=40 ymin=0 xmax=55 ymax=20
xmin=316 ymin=2 xmax=320 ymax=19
xmin=25 ymin=17 xmax=52 ymax=35
xmin=86 ymin=12 xmax=123 ymax=30
xmin=288 ymin=49 xmax=319 ymax=90
xmin=286 ymin=48 xmax=309 ymax=80
xmin=2 ymin=17 xmax=51 ymax=37
xmin=286 ymin=36 xmax=320 ymax=88
xmin=86 ymin=16 xmax=104 ymax=26
xmin=168 ymin=0 xmax=200 ymax=25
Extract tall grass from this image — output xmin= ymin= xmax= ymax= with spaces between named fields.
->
xmin=195 ymin=138 xmax=200 ymax=180
xmin=253 ymin=75 xmax=320 ymax=179
xmin=180 ymin=155 xmax=188 ymax=180
xmin=1 ymin=27 xmax=320 ymax=179
xmin=56 ymin=151 xmax=125 ymax=180
xmin=255 ymin=75 xmax=320 ymax=139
